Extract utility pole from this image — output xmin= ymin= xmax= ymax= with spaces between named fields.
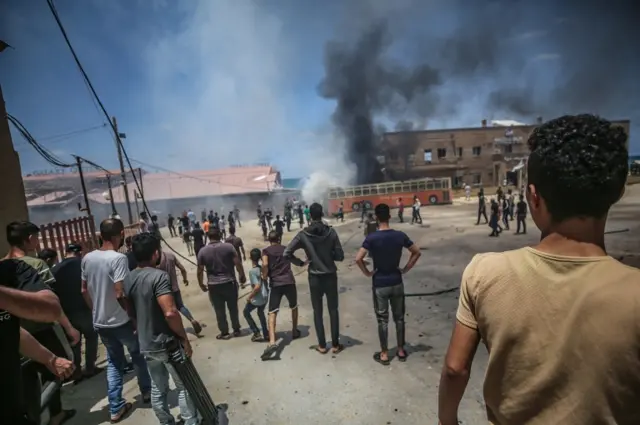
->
xmin=106 ymin=174 xmax=117 ymax=216
xmin=112 ymin=116 xmax=133 ymax=224
xmin=75 ymin=156 xmax=92 ymax=217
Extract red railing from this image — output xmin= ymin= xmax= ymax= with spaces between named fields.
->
xmin=37 ymin=216 xmax=98 ymax=261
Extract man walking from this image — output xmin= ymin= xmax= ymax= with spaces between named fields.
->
xmin=167 ymin=214 xmax=177 ymax=237
xmin=396 ymin=198 xmax=404 ymax=223
xmin=52 ymin=243 xmax=102 ymax=383
xmin=515 ymin=194 xmax=528 ymax=234
xmin=476 ymin=188 xmax=488 ymax=225
xmin=355 ymin=204 xmax=421 ymax=365
xmin=124 ymin=234 xmax=198 ymax=425
xmin=261 ymin=231 xmax=301 ymax=359
xmin=438 ymin=115 xmax=640 ymax=425
xmin=273 ymin=214 xmax=285 ymax=238
xmin=81 ymin=218 xmax=151 ymax=423
xmin=284 ymin=203 xmax=345 ymax=354
xmin=197 ymin=227 xmax=246 ymax=339
xmin=225 ymin=226 xmax=246 ymax=262
xmin=156 ymin=247 xmax=203 ymax=335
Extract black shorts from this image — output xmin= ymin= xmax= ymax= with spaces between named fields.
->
xmin=268 ymin=284 xmax=298 ymax=313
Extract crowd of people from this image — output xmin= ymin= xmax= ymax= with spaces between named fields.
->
xmin=3 ymin=115 xmax=640 ymax=425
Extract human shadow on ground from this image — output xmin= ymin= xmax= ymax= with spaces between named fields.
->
xmin=63 ymin=366 xmax=167 ymax=425
xmin=261 ymin=325 xmax=312 ymax=361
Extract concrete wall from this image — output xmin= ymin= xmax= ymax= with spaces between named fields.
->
xmin=0 ymin=84 xmax=29 ymax=254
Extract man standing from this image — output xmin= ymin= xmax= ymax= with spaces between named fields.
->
xmin=156 ymin=247 xmax=203 ymax=335
xmin=167 ymin=214 xmax=176 ymax=237
xmin=273 ymin=214 xmax=285 ymax=238
xmin=476 ymin=188 xmax=488 ymax=225
xmin=191 ymin=222 xmax=205 ymax=256
xmin=233 ymin=205 xmax=241 ymax=228
xmin=411 ymin=196 xmax=422 ymax=224
xmin=187 ymin=209 xmax=196 ymax=227
xmin=464 ymin=184 xmax=471 ymax=201
xmin=197 ymin=228 xmax=246 ymax=340
xmin=81 ymin=218 xmax=151 ymax=423
xmin=489 ymin=199 xmax=502 ymax=237
xmin=355 ymin=204 xmax=421 ymax=365
xmin=284 ymin=208 xmax=292 ymax=232
xmin=360 ymin=200 xmax=368 ymax=223
xmin=438 ymin=115 xmax=640 ymax=425
xmin=124 ymin=234 xmax=198 ymax=425
xmin=182 ymin=226 xmax=194 ymax=256
xmin=364 ymin=213 xmax=378 ymax=237
xmin=225 ymin=226 xmax=246 ymax=262
xmin=515 ymin=194 xmax=528 ymax=234
xmin=52 ymin=243 xmax=102 ymax=383
xmin=296 ymin=204 xmax=304 ymax=228
xmin=397 ymin=198 xmax=404 ymax=223
xmin=261 ymin=231 xmax=300 ymax=359
xmin=284 ymin=203 xmax=345 ymax=354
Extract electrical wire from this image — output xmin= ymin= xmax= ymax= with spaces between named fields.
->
xmin=7 ymin=113 xmax=75 ymax=168
xmin=45 ymin=0 xmax=198 ymax=267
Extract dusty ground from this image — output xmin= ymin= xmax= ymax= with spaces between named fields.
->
xmin=61 ymin=186 xmax=640 ymax=425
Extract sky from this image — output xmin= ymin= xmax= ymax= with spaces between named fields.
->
xmin=2 ymin=0 xmax=638 ymax=180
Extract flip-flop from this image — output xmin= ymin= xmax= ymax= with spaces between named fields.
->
xmin=232 ymin=330 xmax=242 ymax=337
xmin=397 ymin=351 xmax=409 ymax=362
xmin=291 ymin=329 xmax=301 ymax=340
xmin=373 ymin=352 xmax=390 ymax=366
xmin=192 ymin=321 xmax=203 ymax=335
xmin=310 ymin=345 xmax=328 ymax=354
xmin=110 ymin=402 xmax=133 ymax=423
xmin=332 ymin=344 xmax=345 ymax=354
xmin=261 ymin=344 xmax=278 ymax=360
xmin=216 ymin=333 xmax=231 ymax=340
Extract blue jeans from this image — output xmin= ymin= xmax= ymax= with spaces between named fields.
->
xmin=145 ymin=351 xmax=198 ymax=425
xmin=173 ymin=290 xmax=195 ymax=322
xmin=97 ymin=321 xmax=152 ymax=416
xmin=243 ymin=303 xmax=268 ymax=338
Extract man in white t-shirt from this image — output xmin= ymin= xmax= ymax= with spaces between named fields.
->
xmin=81 ymin=218 xmax=151 ymax=423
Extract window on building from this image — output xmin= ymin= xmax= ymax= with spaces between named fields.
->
xmin=437 ymin=148 xmax=447 ymax=159
xmin=423 ymin=149 xmax=432 ymax=163
xmin=472 ymin=173 xmax=482 ymax=184
xmin=407 ymin=153 xmax=416 ymax=165
xmin=457 ymin=147 xmax=463 ymax=157
xmin=472 ymin=146 xmax=482 ymax=156
xmin=388 ymin=150 xmax=398 ymax=160
xmin=376 ymin=155 xmax=386 ymax=164
xmin=504 ymin=144 xmax=513 ymax=154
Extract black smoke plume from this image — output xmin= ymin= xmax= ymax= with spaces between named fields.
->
xmin=318 ymin=0 xmax=639 ymax=184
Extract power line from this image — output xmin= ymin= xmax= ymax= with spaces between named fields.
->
xmin=7 ymin=113 xmax=75 ymax=168
xmin=39 ymin=123 xmax=107 ymax=142
xmin=45 ymin=0 xmax=197 ymax=267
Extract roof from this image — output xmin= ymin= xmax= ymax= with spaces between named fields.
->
xmin=23 ymin=169 xmax=124 ymax=182
xmin=87 ymin=165 xmax=281 ymax=203
xmin=26 ymin=191 xmax=76 ymax=206
xmin=491 ymin=120 xmax=527 ymax=127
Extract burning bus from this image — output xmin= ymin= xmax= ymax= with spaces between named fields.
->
xmin=327 ymin=177 xmax=452 ymax=214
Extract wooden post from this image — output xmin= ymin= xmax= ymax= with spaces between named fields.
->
xmin=76 ymin=156 xmax=92 ymax=217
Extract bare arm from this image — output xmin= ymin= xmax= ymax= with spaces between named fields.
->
xmin=401 ymin=244 xmax=422 ymax=274
xmin=174 ymin=257 xmax=189 ymax=282
xmin=197 ymin=265 xmax=207 ymax=291
xmin=20 ymin=327 xmax=56 ymax=365
xmin=234 ymin=252 xmax=246 ymax=284
xmin=261 ymin=255 xmax=269 ymax=282
xmin=0 ymin=286 xmax=61 ymax=322
xmin=355 ymin=247 xmax=374 ymax=277
xmin=438 ymin=322 xmax=480 ymax=425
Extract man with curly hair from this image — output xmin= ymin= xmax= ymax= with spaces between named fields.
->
xmin=438 ymin=115 xmax=640 ymax=425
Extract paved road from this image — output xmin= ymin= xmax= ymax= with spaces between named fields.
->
xmin=61 ymin=186 xmax=640 ymax=424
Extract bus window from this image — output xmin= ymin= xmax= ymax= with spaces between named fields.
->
xmin=363 ymin=188 xmax=370 ymax=195
xmin=402 ymin=183 xmax=411 ymax=193
xmin=328 ymin=191 xmax=336 ymax=199
xmin=354 ymin=188 xmax=362 ymax=196
xmin=345 ymin=189 xmax=354 ymax=197
xmin=410 ymin=181 xmax=419 ymax=192
xmin=370 ymin=186 xmax=378 ymax=195
xmin=443 ymin=179 xmax=450 ymax=189
xmin=337 ymin=190 xmax=346 ymax=198
xmin=435 ymin=180 xmax=442 ymax=189
xmin=418 ymin=180 xmax=426 ymax=190
xmin=426 ymin=181 xmax=434 ymax=190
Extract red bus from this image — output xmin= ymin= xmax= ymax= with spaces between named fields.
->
xmin=327 ymin=177 xmax=452 ymax=214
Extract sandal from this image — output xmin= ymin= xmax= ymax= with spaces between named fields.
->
xmin=332 ymin=344 xmax=345 ymax=354
xmin=110 ymin=402 xmax=133 ymax=423
xmin=397 ymin=351 xmax=409 ymax=362
xmin=311 ymin=345 xmax=328 ymax=354
xmin=192 ymin=321 xmax=203 ymax=335
xmin=216 ymin=333 xmax=231 ymax=340
xmin=232 ymin=330 xmax=242 ymax=337
xmin=291 ymin=329 xmax=301 ymax=340
xmin=251 ymin=332 xmax=263 ymax=342
xmin=261 ymin=344 xmax=278 ymax=360
xmin=373 ymin=352 xmax=390 ymax=366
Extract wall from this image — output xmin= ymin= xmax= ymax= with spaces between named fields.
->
xmin=383 ymin=119 xmax=631 ymax=187
xmin=0 ymin=84 xmax=29 ymax=254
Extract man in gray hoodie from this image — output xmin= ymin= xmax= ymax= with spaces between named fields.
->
xmin=284 ymin=203 xmax=345 ymax=354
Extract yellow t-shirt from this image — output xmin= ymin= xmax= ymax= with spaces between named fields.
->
xmin=457 ymin=247 xmax=640 ymax=425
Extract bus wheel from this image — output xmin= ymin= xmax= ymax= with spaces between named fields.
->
xmin=352 ymin=202 xmax=361 ymax=211
xmin=363 ymin=200 xmax=373 ymax=210
xmin=428 ymin=195 xmax=438 ymax=204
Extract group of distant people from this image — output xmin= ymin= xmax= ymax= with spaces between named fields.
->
xmin=475 ymin=187 xmax=528 ymax=236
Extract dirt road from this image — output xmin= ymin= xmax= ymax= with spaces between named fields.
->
xmin=61 ymin=186 xmax=640 ymax=425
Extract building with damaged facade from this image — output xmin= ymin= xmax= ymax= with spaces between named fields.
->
xmin=380 ymin=118 xmax=631 ymax=188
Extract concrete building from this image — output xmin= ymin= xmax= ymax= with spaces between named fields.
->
xmin=381 ymin=118 xmax=631 ymax=188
